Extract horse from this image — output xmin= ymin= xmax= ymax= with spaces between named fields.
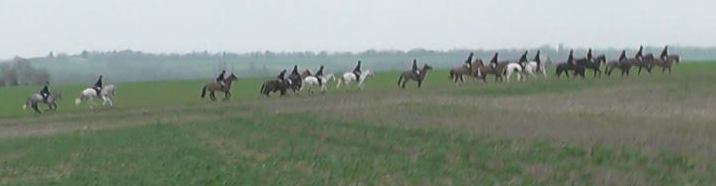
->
xmin=585 ymin=54 xmax=607 ymax=78
xmin=75 ymin=84 xmax=116 ymax=109
xmin=502 ymin=51 xmax=528 ymax=82
xmin=606 ymin=50 xmax=636 ymax=77
xmin=448 ymin=63 xmax=474 ymax=85
xmin=523 ymin=51 xmax=547 ymax=79
xmin=660 ymin=54 xmax=681 ymax=73
xmin=260 ymin=79 xmax=291 ymax=97
xmin=397 ymin=64 xmax=433 ymax=88
xmin=200 ymin=73 xmax=238 ymax=101
xmin=473 ymin=58 xmax=503 ymax=83
xmin=336 ymin=70 xmax=373 ymax=89
xmin=555 ymin=50 xmax=586 ymax=78
xmin=632 ymin=48 xmax=652 ymax=75
xmin=301 ymin=73 xmax=335 ymax=94
xmin=285 ymin=69 xmax=305 ymax=93
xmin=503 ymin=63 xmax=523 ymax=82
xmin=23 ymin=91 xmax=62 ymax=114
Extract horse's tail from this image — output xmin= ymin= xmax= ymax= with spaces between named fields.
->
xmin=201 ymin=85 xmax=207 ymax=98
xmin=397 ymin=74 xmax=404 ymax=86
xmin=260 ymin=83 xmax=266 ymax=94
xmin=74 ymin=96 xmax=82 ymax=105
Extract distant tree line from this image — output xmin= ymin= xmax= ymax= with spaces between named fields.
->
xmin=1 ymin=45 xmax=714 ymax=85
xmin=0 ymin=57 xmax=50 ymax=87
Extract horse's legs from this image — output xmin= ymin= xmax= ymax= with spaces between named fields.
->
xmin=417 ymin=80 xmax=423 ymax=88
xmin=32 ymin=103 xmax=41 ymax=114
xmin=101 ymin=96 xmax=110 ymax=106
xmin=637 ymin=66 xmax=642 ymax=75
xmin=224 ymin=91 xmax=231 ymax=101
xmin=106 ymin=97 xmax=113 ymax=106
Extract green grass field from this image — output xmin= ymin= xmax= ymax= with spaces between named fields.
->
xmin=1 ymin=63 xmax=715 ymax=185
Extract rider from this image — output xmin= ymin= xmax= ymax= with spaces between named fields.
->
xmin=290 ymin=65 xmax=299 ymax=77
xmin=93 ymin=75 xmax=103 ymax=94
xmin=216 ymin=70 xmax=226 ymax=89
xmin=635 ymin=46 xmax=644 ymax=60
xmin=276 ymin=69 xmax=287 ymax=80
xmin=411 ymin=59 xmax=420 ymax=76
xmin=660 ymin=46 xmax=669 ymax=60
xmin=533 ymin=50 xmax=542 ymax=72
xmin=587 ymin=48 xmax=593 ymax=61
xmin=618 ymin=50 xmax=627 ymax=61
xmin=39 ymin=81 xmax=50 ymax=103
xmin=464 ymin=52 xmax=474 ymax=69
xmin=489 ymin=53 xmax=499 ymax=68
xmin=567 ymin=50 xmax=574 ymax=65
xmin=315 ymin=65 xmax=325 ymax=86
xmin=353 ymin=60 xmax=362 ymax=81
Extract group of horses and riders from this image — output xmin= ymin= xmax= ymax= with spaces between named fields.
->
xmin=259 ymin=61 xmax=377 ymax=97
xmin=24 ymin=75 xmax=116 ymax=113
xmin=449 ymin=50 xmax=549 ymax=85
xmin=557 ymin=46 xmax=679 ymax=78
xmin=446 ymin=46 xmax=679 ymax=85
xmin=26 ymin=46 xmax=680 ymax=113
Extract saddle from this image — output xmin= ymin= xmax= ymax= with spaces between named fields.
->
xmin=93 ymin=87 xmax=102 ymax=95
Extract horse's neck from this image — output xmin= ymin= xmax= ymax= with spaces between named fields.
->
xmin=224 ymin=79 xmax=234 ymax=87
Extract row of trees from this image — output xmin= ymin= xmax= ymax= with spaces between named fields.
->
xmin=0 ymin=57 xmax=50 ymax=87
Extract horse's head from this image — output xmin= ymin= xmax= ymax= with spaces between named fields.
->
xmin=364 ymin=70 xmax=374 ymax=78
xmin=301 ymin=69 xmax=312 ymax=77
xmin=644 ymin=53 xmax=655 ymax=60
xmin=594 ymin=55 xmax=607 ymax=65
xmin=474 ymin=58 xmax=484 ymax=66
xmin=227 ymin=73 xmax=238 ymax=81
xmin=325 ymin=73 xmax=335 ymax=81
xmin=667 ymin=55 xmax=680 ymax=64
xmin=422 ymin=64 xmax=433 ymax=71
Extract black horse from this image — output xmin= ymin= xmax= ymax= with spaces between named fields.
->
xmin=260 ymin=79 xmax=290 ymax=96
xmin=555 ymin=50 xmax=586 ymax=78
xmin=585 ymin=54 xmax=607 ymax=78
xmin=287 ymin=65 xmax=303 ymax=93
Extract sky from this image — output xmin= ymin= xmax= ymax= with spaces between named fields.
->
xmin=0 ymin=0 xmax=714 ymax=58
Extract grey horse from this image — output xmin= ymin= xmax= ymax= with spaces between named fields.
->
xmin=23 ymin=91 xmax=62 ymax=114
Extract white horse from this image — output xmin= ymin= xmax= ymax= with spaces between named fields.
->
xmin=336 ymin=70 xmax=373 ymax=89
xmin=75 ymin=84 xmax=116 ymax=109
xmin=503 ymin=63 xmax=523 ymax=82
xmin=524 ymin=53 xmax=548 ymax=79
xmin=301 ymin=73 xmax=335 ymax=94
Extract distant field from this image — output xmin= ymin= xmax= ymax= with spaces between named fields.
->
xmin=1 ymin=62 xmax=715 ymax=184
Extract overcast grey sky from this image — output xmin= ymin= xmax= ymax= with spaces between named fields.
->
xmin=1 ymin=0 xmax=714 ymax=58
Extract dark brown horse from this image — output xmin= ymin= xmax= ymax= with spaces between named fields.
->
xmin=585 ymin=54 xmax=607 ymax=78
xmin=398 ymin=64 xmax=433 ymax=88
xmin=201 ymin=73 xmax=238 ymax=101
xmin=555 ymin=50 xmax=586 ymax=78
xmin=632 ymin=46 xmax=652 ymax=75
xmin=260 ymin=79 xmax=290 ymax=96
xmin=606 ymin=50 xmax=639 ymax=77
